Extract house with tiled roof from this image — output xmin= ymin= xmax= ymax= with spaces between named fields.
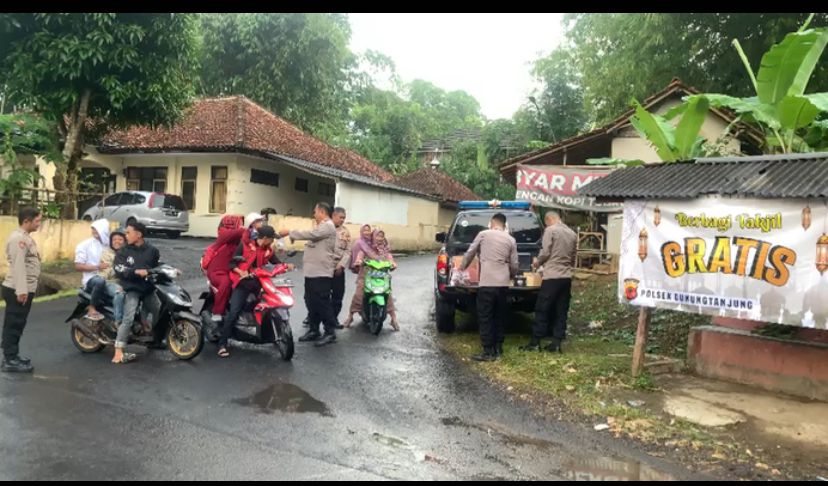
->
xmin=498 ymin=78 xmax=765 ymax=182
xmin=395 ymin=165 xmax=481 ymax=227
xmin=39 ymin=95 xmax=448 ymax=241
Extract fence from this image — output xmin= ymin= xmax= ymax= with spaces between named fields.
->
xmin=0 ymin=187 xmax=109 ymax=218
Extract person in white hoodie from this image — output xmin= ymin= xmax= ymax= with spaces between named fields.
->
xmin=74 ymin=219 xmax=111 ymax=320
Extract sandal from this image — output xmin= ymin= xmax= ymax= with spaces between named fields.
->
xmin=112 ymin=352 xmax=137 ymax=364
xmin=218 ymin=347 xmax=230 ymax=358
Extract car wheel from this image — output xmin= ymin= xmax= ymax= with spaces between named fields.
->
xmin=82 ymin=216 xmax=92 ymax=222
xmin=166 ymin=231 xmax=181 ymax=239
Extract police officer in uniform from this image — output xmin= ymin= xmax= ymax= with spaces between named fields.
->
xmin=2 ymin=207 xmax=42 ymax=373
xmin=460 ymin=213 xmax=519 ymax=361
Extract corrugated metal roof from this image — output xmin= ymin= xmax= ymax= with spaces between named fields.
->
xmin=578 ymin=152 xmax=828 ymax=199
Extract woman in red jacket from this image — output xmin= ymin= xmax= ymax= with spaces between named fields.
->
xmin=206 ymin=214 xmax=245 ymax=322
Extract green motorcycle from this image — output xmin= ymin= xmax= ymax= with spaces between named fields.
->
xmin=361 ymin=259 xmax=394 ymax=335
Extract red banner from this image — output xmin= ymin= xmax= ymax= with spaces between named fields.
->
xmin=515 ymin=164 xmax=622 ymax=212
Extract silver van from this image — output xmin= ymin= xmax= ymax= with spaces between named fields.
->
xmin=81 ymin=191 xmax=189 ymax=238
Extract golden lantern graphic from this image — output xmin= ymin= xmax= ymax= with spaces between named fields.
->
xmin=653 ymin=206 xmax=661 ymax=226
xmin=817 ymin=234 xmax=828 ymax=275
xmin=638 ymin=227 xmax=649 ymax=262
xmin=802 ymin=205 xmax=812 ymax=230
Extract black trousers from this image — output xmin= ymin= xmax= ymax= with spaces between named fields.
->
xmin=306 ymin=277 xmax=337 ymax=335
xmin=534 ymin=278 xmax=572 ymax=341
xmin=2 ymin=286 xmax=35 ymax=360
xmin=477 ymin=287 xmax=508 ymax=349
xmin=220 ymin=280 xmax=261 ymax=347
xmin=331 ymin=271 xmax=345 ymax=321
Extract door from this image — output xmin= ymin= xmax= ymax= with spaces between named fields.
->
xmin=101 ymin=193 xmax=125 ymax=220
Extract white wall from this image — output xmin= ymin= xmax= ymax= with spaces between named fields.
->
xmin=234 ymin=155 xmax=335 ymax=218
xmin=335 ymin=180 xmax=412 ymax=226
xmin=35 ymin=149 xmax=446 ymax=242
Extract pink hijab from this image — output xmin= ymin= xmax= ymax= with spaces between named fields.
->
xmin=372 ymin=229 xmax=391 ymax=259
xmin=351 ymin=224 xmax=375 ymax=269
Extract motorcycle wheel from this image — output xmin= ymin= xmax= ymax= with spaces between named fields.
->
xmin=167 ymin=319 xmax=204 ymax=360
xmin=271 ymin=312 xmax=294 ymax=361
xmin=367 ymin=302 xmax=383 ymax=336
xmin=70 ymin=320 xmax=104 ymax=353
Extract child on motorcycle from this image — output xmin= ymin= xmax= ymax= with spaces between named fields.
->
xmin=85 ymin=228 xmax=127 ymax=334
xmin=217 ymin=225 xmax=293 ymax=358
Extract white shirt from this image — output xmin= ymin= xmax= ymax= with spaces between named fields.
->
xmin=75 ymin=219 xmax=111 ymax=286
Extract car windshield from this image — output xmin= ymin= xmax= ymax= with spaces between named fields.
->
xmin=450 ymin=211 xmax=542 ymax=244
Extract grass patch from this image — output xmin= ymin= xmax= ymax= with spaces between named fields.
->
xmin=440 ymin=328 xmax=740 ymax=461
xmin=40 ymin=259 xmax=76 ymax=274
xmin=0 ymin=289 xmax=76 ymax=308
xmin=569 ymin=275 xmax=709 ymax=359
xmin=437 ymin=276 xmax=751 ymax=465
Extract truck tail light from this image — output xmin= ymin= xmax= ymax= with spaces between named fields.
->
xmin=437 ymin=252 xmax=448 ymax=277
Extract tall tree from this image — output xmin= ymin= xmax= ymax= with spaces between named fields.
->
xmin=519 ymin=48 xmax=589 ymax=143
xmin=563 ymin=13 xmax=828 ymax=123
xmin=348 ymin=85 xmax=426 ymax=175
xmin=0 ymin=13 xmax=200 ymax=217
xmin=198 ymin=13 xmax=355 ymax=140
xmin=406 ymin=79 xmax=484 ymax=139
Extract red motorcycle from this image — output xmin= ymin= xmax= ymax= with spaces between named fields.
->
xmin=200 ymin=263 xmax=295 ymax=361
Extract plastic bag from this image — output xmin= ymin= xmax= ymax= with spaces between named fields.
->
xmin=450 ymin=268 xmax=471 ymax=287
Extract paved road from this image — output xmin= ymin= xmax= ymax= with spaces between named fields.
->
xmin=0 ymin=237 xmax=714 ymax=480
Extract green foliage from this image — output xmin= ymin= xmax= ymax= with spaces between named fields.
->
xmin=628 ymin=96 xmax=710 ymax=162
xmin=1 ymin=13 xmax=200 ymax=130
xmin=562 ymin=13 xmax=828 ymax=124
xmin=0 ymin=13 xmax=201 ymax=217
xmin=198 ymin=13 xmax=354 ymax=139
xmin=520 ymin=48 xmax=589 ymax=143
xmin=693 ymin=22 xmax=828 ymax=153
xmin=0 ymin=114 xmax=51 ymax=205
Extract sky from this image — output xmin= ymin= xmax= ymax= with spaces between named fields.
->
xmin=348 ymin=13 xmax=567 ymax=121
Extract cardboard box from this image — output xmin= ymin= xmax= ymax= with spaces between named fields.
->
xmin=523 ymin=272 xmax=542 ymax=287
xmin=450 ymin=255 xmax=479 ymax=285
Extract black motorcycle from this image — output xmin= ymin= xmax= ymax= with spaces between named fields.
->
xmin=67 ymin=265 xmax=204 ymax=360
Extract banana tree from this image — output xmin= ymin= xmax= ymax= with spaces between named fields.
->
xmin=628 ymin=94 xmax=711 ymax=162
xmin=687 ymin=14 xmax=828 ymax=153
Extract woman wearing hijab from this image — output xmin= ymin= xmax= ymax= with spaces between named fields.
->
xmin=342 ymin=225 xmax=376 ymax=328
xmin=206 ymin=214 xmax=245 ymax=321
xmin=342 ymin=227 xmax=400 ymax=331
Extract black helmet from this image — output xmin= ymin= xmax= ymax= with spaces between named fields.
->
xmin=257 ymin=225 xmax=276 ymax=239
xmin=110 ymin=227 xmax=126 ymax=249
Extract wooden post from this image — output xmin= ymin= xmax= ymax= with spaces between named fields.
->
xmin=631 ymin=307 xmax=652 ymax=377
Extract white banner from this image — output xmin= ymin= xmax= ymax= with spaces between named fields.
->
xmin=619 ymin=197 xmax=828 ymax=329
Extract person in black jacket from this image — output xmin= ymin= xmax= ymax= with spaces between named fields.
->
xmin=111 ymin=221 xmax=161 ymax=364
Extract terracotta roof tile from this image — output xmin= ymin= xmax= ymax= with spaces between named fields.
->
xmin=395 ymin=167 xmax=481 ymax=203
xmin=99 ymin=96 xmax=395 ymax=183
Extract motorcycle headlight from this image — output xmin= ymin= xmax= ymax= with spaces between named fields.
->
xmin=160 ymin=267 xmax=181 ymax=279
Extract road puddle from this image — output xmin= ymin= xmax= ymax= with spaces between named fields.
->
xmin=441 ymin=416 xmax=674 ymax=481
xmin=561 ymin=456 xmax=674 ymax=481
xmin=234 ymin=383 xmax=333 ymax=416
